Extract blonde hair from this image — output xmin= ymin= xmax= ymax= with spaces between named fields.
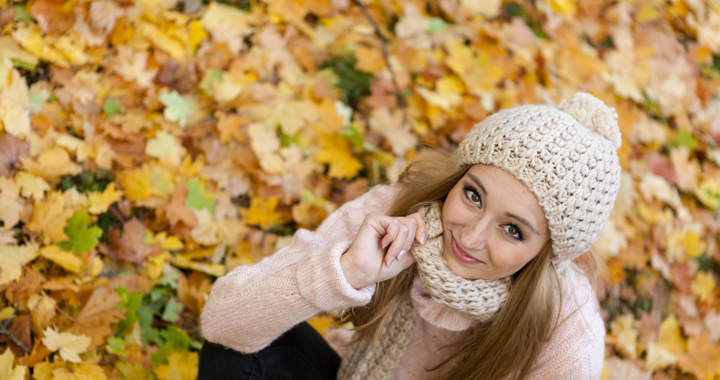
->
xmin=342 ymin=150 xmax=605 ymax=380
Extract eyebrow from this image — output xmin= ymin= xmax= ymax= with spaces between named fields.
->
xmin=466 ymin=173 xmax=487 ymax=196
xmin=506 ymin=212 xmax=539 ymax=236
xmin=466 ymin=173 xmax=539 ymax=236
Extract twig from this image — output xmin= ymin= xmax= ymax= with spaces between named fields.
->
xmin=109 ymin=205 xmax=127 ymax=225
xmin=0 ymin=319 xmax=30 ymax=354
xmin=351 ymin=0 xmax=410 ymax=129
xmin=54 ymin=303 xmax=77 ymax=324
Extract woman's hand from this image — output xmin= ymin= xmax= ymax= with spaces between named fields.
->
xmin=340 ymin=212 xmax=427 ymax=289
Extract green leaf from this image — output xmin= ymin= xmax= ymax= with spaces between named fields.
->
xmin=116 ymin=362 xmax=154 ymax=380
xmin=185 ymin=180 xmax=215 ymax=215
xmin=12 ymin=58 xmax=36 ymax=70
xmin=670 ymin=128 xmax=698 ymax=151
xmin=138 ymin=306 xmax=161 ymax=346
xmin=106 ymin=336 xmax=127 ymax=356
xmin=116 ymin=286 xmax=143 ymax=336
xmin=341 ymin=125 xmax=364 ymax=147
xmin=63 ymin=210 xmax=103 ymax=253
xmin=57 ymin=241 xmax=73 ymax=252
xmin=13 ymin=5 xmax=33 ymax=23
xmin=29 ymin=93 xmax=43 ymax=114
xmin=157 ymin=271 xmax=179 ymax=290
xmin=159 ymin=90 xmax=193 ymax=128
xmin=151 ymin=326 xmax=191 ymax=367
xmin=150 ymin=287 xmax=169 ymax=303
xmin=103 ymin=98 xmax=121 ymax=117
xmin=161 ymin=298 xmax=183 ymax=323
xmin=427 ymin=17 xmax=447 ymax=33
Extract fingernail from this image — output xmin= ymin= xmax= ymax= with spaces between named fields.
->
xmin=398 ymin=250 xmax=406 ymax=260
xmin=387 ymin=257 xmax=395 ymax=266
xmin=421 ymin=234 xmax=426 ymax=245
xmin=382 ymin=240 xmax=390 ymax=249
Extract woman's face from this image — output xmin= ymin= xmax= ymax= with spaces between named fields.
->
xmin=441 ymin=164 xmax=550 ymax=280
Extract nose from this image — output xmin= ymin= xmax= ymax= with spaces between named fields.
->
xmin=459 ymin=215 xmax=491 ymax=251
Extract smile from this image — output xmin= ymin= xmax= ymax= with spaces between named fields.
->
xmin=451 ymin=235 xmax=484 ymax=265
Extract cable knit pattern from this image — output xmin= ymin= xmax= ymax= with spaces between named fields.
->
xmin=201 ymin=185 xmax=606 ymax=380
xmin=457 ymin=92 xmax=622 ymax=263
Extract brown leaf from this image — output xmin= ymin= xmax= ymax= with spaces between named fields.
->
xmin=0 ymin=315 xmax=32 ymax=357
xmin=165 ymin=185 xmax=198 ymax=228
xmin=108 ymin=218 xmax=161 ymax=265
xmin=0 ymin=134 xmax=29 ymax=176
xmin=68 ymin=286 xmax=126 ymax=347
xmin=29 ymin=0 xmax=77 ymax=34
xmin=156 ymin=60 xmax=198 ymax=95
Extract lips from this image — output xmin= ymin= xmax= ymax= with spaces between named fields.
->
xmin=451 ymin=235 xmax=484 ymax=265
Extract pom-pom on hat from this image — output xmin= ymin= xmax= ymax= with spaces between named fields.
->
xmin=457 ymin=92 xmax=622 ymax=263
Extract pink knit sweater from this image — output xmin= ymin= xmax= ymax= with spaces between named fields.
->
xmin=200 ymin=185 xmax=606 ymax=380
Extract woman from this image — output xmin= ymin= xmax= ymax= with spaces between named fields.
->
xmin=198 ymin=92 xmax=620 ymax=380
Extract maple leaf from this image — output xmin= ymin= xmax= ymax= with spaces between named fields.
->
xmin=50 ymin=362 xmax=107 ymax=380
xmin=0 ymin=176 xmax=24 ymax=231
xmin=315 ymin=134 xmax=363 ymax=180
xmin=0 ymin=344 xmax=27 ymax=380
xmin=14 ymin=170 xmax=50 ymax=199
xmin=108 ymin=218 xmax=161 ymax=265
xmin=146 ymin=131 xmax=186 ymax=166
xmin=239 ymin=196 xmax=284 ymax=230
xmin=691 ymin=271 xmax=716 ymax=302
xmin=61 ymin=210 xmax=103 ymax=253
xmin=0 ymin=244 xmax=38 ymax=286
xmin=87 ymin=183 xmax=123 ymax=215
xmin=0 ymin=134 xmax=29 ymax=176
xmin=41 ymin=328 xmax=91 ymax=363
xmin=40 ymin=245 xmax=82 ymax=274
xmin=154 ymin=351 xmax=198 ymax=380
xmin=160 ymin=91 xmax=193 ymax=128
xmin=165 ymin=184 xmax=198 ymax=228
xmin=678 ymin=333 xmax=720 ymax=380
xmin=184 ymin=179 xmax=215 ymax=215
xmin=0 ymin=69 xmax=31 ymax=138
xmin=113 ymin=46 xmax=158 ymax=88
xmin=67 ymin=286 xmax=126 ymax=347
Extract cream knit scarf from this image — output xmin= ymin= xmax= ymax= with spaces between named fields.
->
xmin=337 ymin=202 xmax=511 ymax=380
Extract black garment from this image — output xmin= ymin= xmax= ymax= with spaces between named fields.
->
xmin=197 ymin=322 xmax=341 ymax=380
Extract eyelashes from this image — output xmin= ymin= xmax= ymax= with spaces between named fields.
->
xmin=462 ymin=184 xmax=524 ymax=241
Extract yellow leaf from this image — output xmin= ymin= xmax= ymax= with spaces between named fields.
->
xmin=415 ymin=86 xmax=462 ymax=111
xmin=188 ymin=20 xmax=208 ymax=53
xmin=606 ymin=314 xmax=639 ymax=359
xmin=0 ymin=69 xmax=30 ymax=138
xmin=14 ymin=171 xmax=50 ymax=199
xmin=54 ymin=35 xmax=88 ymax=66
xmin=0 ymin=243 xmax=39 ymax=285
xmin=684 ymin=232 xmax=706 ymax=259
xmin=11 ymin=26 xmax=70 ymax=68
xmin=40 ymin=245 xmax=82 ymax=274
xmin=119 ymin=164 xmax=174 ymax=201
xmin=692 ymin=272 xmax=716 ymax=302
xmin=21 ymin=147 xmax=83 ymax=179
xmin=0 ymin=307 xmax=14 ymax=319
xmin=55 ymin=134 xmax=94 ymax=162
xmin=41 ymin=328 xmax=91 ymax=363
xmin=315 ymin=135 xmax=363 ymax=180
xmin=636 ymin=0 xmax=662 ymax=24
xmin=677 ymin=333 xmax=720 ymax=380
xmin=173 ymin=253 xmax=226 ymax=277
xmin=51 ymin=362 xmax=107 ymax=380
xmin=154 ymin=351 xmax=198 ymax=380
xmin=240 ymin=196 xmax=285 ymax=230
xmin=354 ymin=46 xmax=385 ymax=74
xmin=155 ymin=232 xmax=185 ymax=251
xmin=141 ymin=22 xmax=186 ymax=61
xmin=548 ymin=0 xmax=577 ymax=17
xmin=27 ymin=191 xmax=74 ymax=244
xmin=88 ymin=183 xmax=124 ymax=215
xmin=147 ymin=251 xmax=171 ymax=280
xmin=0 ymin=177 xmax=24 ymax=230
xmin=0 ymin=349 xmax=27 ymax=380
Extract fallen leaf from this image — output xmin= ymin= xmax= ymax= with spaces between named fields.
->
xmin=41 ymin=328 xmax=91 ymax=363
xmin=0 ymin=349 xmax=26 ymax=380
xmin=0 ymin=244 xmax=39 ymax=286
xmin=109 ymin=218 xmax=161 ymax=265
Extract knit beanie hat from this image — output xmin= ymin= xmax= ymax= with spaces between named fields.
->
xmin=457 ymin=92 xmax=622 ymax=263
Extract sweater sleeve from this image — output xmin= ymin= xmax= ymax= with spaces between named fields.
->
xmin=199 ymin=185 xmax=399 ymax=353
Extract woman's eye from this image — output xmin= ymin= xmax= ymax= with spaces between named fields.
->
xmin=466 ymin=189 xmax=480 ymax=204
xmin=504 ymin=225 xmax=521 ymax=239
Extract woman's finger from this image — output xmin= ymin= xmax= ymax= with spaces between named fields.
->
xmin=385 ymin=222 xmax=410 ymax=266
xmin=407 ymin=213 xmax=427 ymax=245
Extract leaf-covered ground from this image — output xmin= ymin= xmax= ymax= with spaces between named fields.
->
xmin=0 ymin=0 xmax=719 ymax=379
